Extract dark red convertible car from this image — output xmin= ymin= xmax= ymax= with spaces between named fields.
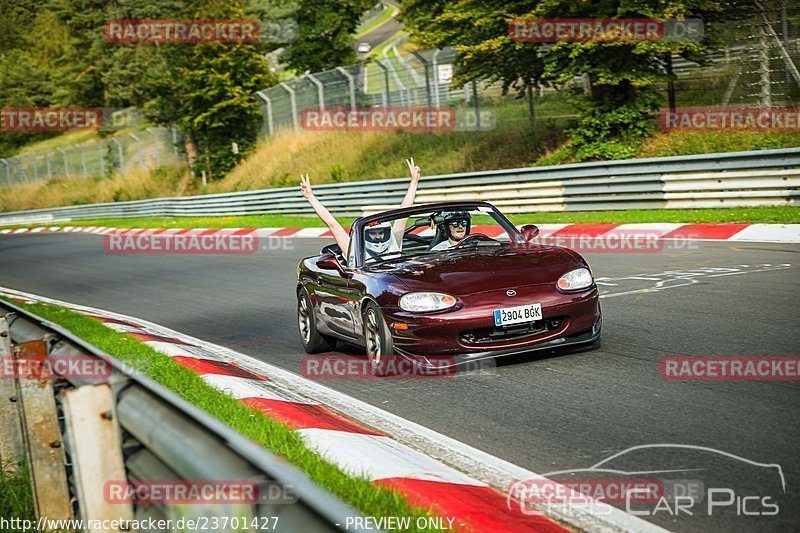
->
xmin=296 ymin=201 xmax=601 ymax=375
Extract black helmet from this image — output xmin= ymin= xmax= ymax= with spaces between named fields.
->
xmin=440 ymin=210 xmax=471 ymax=239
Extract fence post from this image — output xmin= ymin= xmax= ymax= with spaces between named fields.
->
xmin=279 ymin=82 xmax=299 ymax=130
xmin=129 ymin=133 xmax=143 ymax=168
xmin=256 ymin=91 xmax=275 ymax=136
xmin=336 ymin=67 xmax=357 ymax=109
xmin=29 ymin=155 xmax=38 ymax=182
xmin=305 ymin=73 xmax=325 ymax=111
xmin=57 ymin=147 xmax=69 ymax=176
xmin=411 ymin=52 xmax=433 ymax=114
xmin=372 ymin=59 xmax=390 ymax=108
xmin=0 ymin=314 xmax=24 ymax=471
xmin=97 ymin=141 xmax=105 ymax=176
xmin=431 ymin=49 xmax=441 ymax=108
xmin=75 ymin=144 xmax=88 ymax=178
xmin=44 ymin=152 xmax=52 ymax=178
xmin=471 ymin=79 xmax=481 ymax=132
xmin=171 ymin=126 xmax=179 ymax=154
xmin=14 ymin=339 xmax=73 ymax=521
xmin=757 ymin=10 xmax=771 ymax=108
xmin=147 ymin=128 xmax=161 ymax=166
xmin=0 ymin=159 xmax=10 ymax=187
xmin=110 ymin=138 xmax=124 ymax=171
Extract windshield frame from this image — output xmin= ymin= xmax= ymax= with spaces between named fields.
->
xmin=350 ymin=201 xmax=521 ymax=269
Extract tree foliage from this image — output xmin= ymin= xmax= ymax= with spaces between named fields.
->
xmin=401 ymin=0 xmax=749 ymax=160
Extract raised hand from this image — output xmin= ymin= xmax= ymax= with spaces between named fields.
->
xmin=406 ymin=157 xmax=421 ymax=183
xmin=300 ymin=174 xmax=313 ymax=199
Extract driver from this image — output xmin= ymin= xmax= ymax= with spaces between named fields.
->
xmin=430 ymin=210 xmax=471 ymax=250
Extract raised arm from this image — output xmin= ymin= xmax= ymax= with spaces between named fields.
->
xmin=300 ymin=174 xmax=350 ymax=257
xmin=392 ymin=157 xmax=422 ymax=243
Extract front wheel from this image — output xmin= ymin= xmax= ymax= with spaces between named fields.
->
xmin=363 ymin=302 xmax=397 ymax=376
xmin=297 ymin=288 xmax=336 ymax=353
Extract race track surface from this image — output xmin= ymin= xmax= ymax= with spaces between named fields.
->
xmin=1 ymin=233 xmax=798 ymax=532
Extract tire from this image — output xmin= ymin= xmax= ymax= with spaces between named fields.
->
xmin=297 ymin=288 xmax=336 ymax=354
xmin=362 ymin=302 xmax=397 ymax=376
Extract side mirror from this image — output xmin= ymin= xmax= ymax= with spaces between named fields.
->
xmin=317 ymin=253 xmax=352 ymax=278
xmin=317 ymin=253 xmax=341 ymax=271
xmin=520 ymin=224 xmax=540 ymax=241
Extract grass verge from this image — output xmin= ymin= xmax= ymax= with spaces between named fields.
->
xmin=0 ymin=297 xmax=448 ymax=532
xmin=0 ymin=462 xmax=35 ymax=524
xmin=3 ymin=206 xmax=797 ymax=231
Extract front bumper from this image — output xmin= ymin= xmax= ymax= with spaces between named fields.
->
xmin=384 ymin=284 xmax=601 ymax=368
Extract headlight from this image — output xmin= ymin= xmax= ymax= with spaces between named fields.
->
xmin=399 ymin=292 xmax=457 ymax=312
xmin=557 ymin=268 xmax=593 ymax=291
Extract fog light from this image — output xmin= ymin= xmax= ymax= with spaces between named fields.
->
xmin=548 ymin=319 xmax=561 ymax=329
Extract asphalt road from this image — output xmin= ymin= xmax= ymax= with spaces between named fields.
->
xmin=1 ymin=233 xmax=798 ymax=532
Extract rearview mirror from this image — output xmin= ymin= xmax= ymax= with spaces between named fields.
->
xmin=520 ymin=224 xmax=540 ymax=241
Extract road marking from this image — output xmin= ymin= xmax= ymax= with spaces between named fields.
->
xmin=598 ymin=263 xmax=792 ymax=299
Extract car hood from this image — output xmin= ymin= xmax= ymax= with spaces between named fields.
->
xmin=367 ymin=247 xmax=584 ymax=296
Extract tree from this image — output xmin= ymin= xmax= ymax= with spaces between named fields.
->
xmin=401 ymin=0 xmax=548 ymax=127
xmin=283 ymin=0 xmax=373 ymax=73
xmin=401 ymin=0 xmax=748 ymax=160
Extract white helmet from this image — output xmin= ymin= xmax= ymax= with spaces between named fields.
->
xmin=364 ymin=221 xmax=394 ymax=256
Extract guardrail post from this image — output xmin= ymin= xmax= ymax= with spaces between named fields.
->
xmin=75 ymin=143 xmax=88 ymax=178
xmin=336 ymin=67 xmax=357 ymax=109
xmin=256 ymin=91 xmax=275 ymax=136
xmin=372 ymin=59 xmax=390 ymax=108
xmin=57 ymin=147 xmax=69 ymax=177
xmin=61 ymin=384 xmax=133 ymax=527
xmin=14 ymin=338 xmax=73 ymax=521
xmin=305 ymin=73 xmax=325 ymax=111
xmin=0 ymin=315 xmax=24 ymax=471
xmin=279 ymin=82 xmax=299 ymax=130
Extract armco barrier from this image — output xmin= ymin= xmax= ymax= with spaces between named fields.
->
xmin=0 ymin=299 xmax=366 ymax=532
xmin=0 ymin=148 xmax=798 ymax=226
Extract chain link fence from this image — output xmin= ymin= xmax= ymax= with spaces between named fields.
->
xmin=0 ymin=126 xmax=183 ymax=189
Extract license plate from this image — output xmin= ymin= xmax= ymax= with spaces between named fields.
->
xmin=493 ymin=303 xmax=542 ymax=326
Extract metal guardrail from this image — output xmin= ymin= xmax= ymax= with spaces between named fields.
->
xmin=0 ymin=148 xmax=798 ymax=226
xmin=0 ymin=299 xmax=365 ymax=532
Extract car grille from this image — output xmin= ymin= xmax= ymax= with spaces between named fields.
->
xmin=460 ymin=320 xmax=548 ymax=344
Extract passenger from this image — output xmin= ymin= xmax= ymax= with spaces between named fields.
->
xmin=300 ymin=158 xmax=422 ymax=262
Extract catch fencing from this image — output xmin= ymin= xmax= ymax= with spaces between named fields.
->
xmin=0 ymin=148 xmax=796 ymax=226
xmin=0 ymin=126 xmax=182 ymax=188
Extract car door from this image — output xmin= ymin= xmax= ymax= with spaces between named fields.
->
xmin=314 ymin=259 xmax=360 ymax=339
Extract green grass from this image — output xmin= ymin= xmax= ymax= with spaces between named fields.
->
xmin=0 ymin=298 xmax=449 ymax=532
xmin=3 ymin=206 xmax=796 ymax=231
xmin=0 ymin=461 xmax=35 ymax=524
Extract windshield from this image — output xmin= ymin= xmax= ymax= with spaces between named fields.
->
xmin=358 ymin=205 xmax=517 ymax=266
